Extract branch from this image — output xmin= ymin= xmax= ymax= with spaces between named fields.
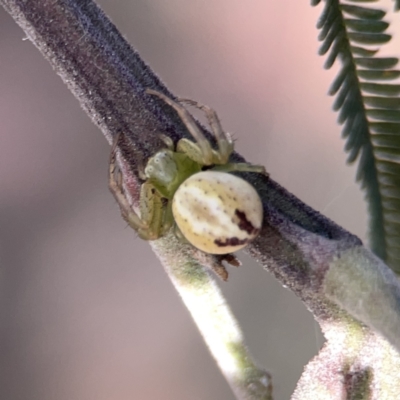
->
xmin=151 ymin=231 xmax=272 ymax=399
xmin=2 ymin=0 xmax=400 ymax=398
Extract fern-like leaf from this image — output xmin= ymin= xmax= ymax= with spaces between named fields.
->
xmin=313 ymin=0 xmax=400 ymax=272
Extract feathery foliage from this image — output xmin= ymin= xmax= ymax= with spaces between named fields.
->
xmin=312 ymin=0 xmax=400 ymax=272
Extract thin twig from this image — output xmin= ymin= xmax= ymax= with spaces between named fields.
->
xmin=152 ymin=231 xmax=272 ymax=399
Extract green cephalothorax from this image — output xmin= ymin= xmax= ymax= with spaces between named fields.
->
xmin=145 ymin=148 xmax=202 ymax=199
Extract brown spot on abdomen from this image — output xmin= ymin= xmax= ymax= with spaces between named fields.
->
xmin=214 ymin=237 xmax=249 ymax=247
xmin=235 ymin=209 xmax=258 ymax=235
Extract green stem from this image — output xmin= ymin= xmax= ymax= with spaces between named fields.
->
xmin=152 ymin=232 xmax=272 ymax=400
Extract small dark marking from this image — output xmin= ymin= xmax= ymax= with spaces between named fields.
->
xmin=214 ymin=237 xmax=249 ymax=247
xmin=235 ymin=209 xmax=258 ymax=235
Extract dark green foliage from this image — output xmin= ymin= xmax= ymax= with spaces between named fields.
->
xmin=367 ymin=110 xmax=400 ymax=122
xmin=357 ymin=70 xmax=400 ymax=80
xmin=313 ymin=0 xmax=400 ymax=272
xmin=344 ymin=19 xmax=389 ymax=33
xmin=340 ymin=4 xmax=385 ymax=19
xmin=355 ymin=57 xmax=398 ymax=68
xmin=364 ymin=97 xmax=400 ymax=109
xmin=347 ymin=32 xmax=391 ymax=44
xmin=360 ymin=83 xmax=400 ymax=96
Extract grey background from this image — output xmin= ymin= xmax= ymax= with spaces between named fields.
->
xmin=2 ymin=1 xmax=397 ymax=399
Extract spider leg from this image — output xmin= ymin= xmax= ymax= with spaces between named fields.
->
xmin=175 ymin=138 xmax=206 ymax=165
xmin=146 ymin=89 xmax=213 ymax=165
xmin=159 ymin=134 xmax=174 ymax=150
xmin=160 ymin=200 xmax=175 ymax=236
xmin=179 ymin=99 xmax=234 ymax=164
xmin=139 ymin=182 xmax=175 ymax=240
xmin=109 ymin=135 xmax=165 ymax=240
xmin=109 ymin=140 xmax=147 ymax=231
xmin=211 ymin=162 xmax=267 ymax=175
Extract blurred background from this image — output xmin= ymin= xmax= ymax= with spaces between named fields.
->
xmin=1 ymin=1 xmax=398 ymax=399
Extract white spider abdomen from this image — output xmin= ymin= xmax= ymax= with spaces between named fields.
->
xmin=172 ymin=170 xmax=263 ymax=254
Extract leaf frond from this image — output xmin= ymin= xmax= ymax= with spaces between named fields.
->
xmin=313 ymin=0 xmax=400 ymax=272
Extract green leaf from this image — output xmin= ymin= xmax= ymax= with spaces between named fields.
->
xmin=370 ymin=122 xmax=400 ymax=133
xmin=374 ymin=147 xmax=400 ymax=158
xmin=355 ymin=57 xmax=398 ymax=69
xmin=367 ymin=110 xmax=400 ymax=122
xmin=385 ymin=223 xmax=400 ymax=235
xmin=344 ymin=126 xmax=366 ymax=152
xmin=340 ymin=4 xmax=386 ymax=19
xmin=380 ymin=176 xmax=400 ymax=189
xmin=333 ymin=79 xmax=355 ymax=110
xmin=332 ymin=77 xmax=352 ymax=109
xmin=319 ymin=25 xmax=343 ymax=55
xmin=372 ymin=135 xmax=400 ymax=147
xmin=329 ymin=64 xmax=351 ymax=95
xmin=363 ymin=97 xmax=400 ymax=109
xmin=357 ymin=70 xmax=400 ymax=80
xmin=376 ymin=160 xmax=400 ymax=174
xmin=338 ymin=94 xmax=362 ymax=123
xmin=347 ymin=144 xmax=362 ymax=163
xmin=345 ymin=19 xmax=389 ymax=33
xmin=317 ymin=2 xmax=334 ymax=29
xmin=348 ymin=32 xmax=391 ymax=44
xmin=324 ymin=37 xmax=345 ymax=68
xmin=342 ymin=113 xmax=365 ymax=139
xmin=319 ymin=14 xmax=340 ymax=41
xmin=350 ymin=45 xmax=378 ymax=56
xmin=360 ymin=83 xmax=400 ymax=96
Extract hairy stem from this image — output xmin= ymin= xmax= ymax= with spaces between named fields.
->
xmin=152 ymin=231 xmax=272 ymax=399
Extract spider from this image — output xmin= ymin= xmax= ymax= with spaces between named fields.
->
xmin=109 ymin=89 xmax=266 ymax=255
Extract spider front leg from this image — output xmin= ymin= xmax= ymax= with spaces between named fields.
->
xmin=211 ymin=162 xmax=267 ymax=175
xmin=109 ymin=138 xmax=172 ymax=240
xmin=147 ymin=89 xmax=232 ymax=166
xmin=178 ymin=99 xmax=267 ymax=175
xmin=178 ymin=98 xmax=234 ymax=164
